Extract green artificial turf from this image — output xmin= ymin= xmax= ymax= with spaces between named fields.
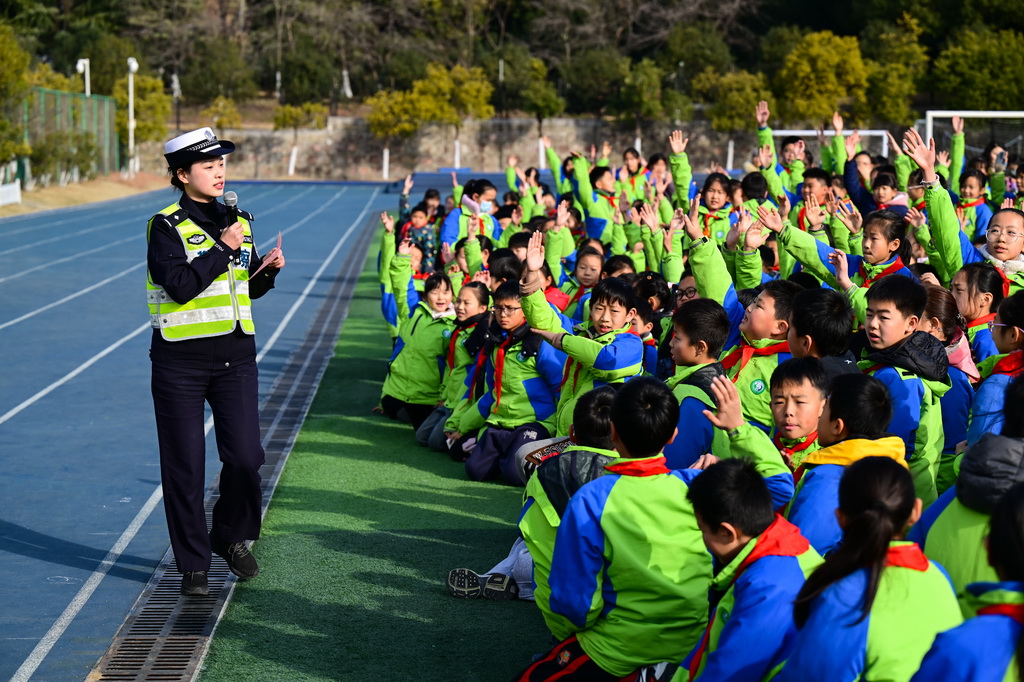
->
xmin=198 ymin=237 xmax=548 ymax=681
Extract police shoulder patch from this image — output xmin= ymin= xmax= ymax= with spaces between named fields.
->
xmin=187 ymin=234 xmax=207 ymax=245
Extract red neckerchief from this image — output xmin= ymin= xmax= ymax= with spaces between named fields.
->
xmin=468 ymin=351 xmax=488 ymax=400
xmin=968 ymin=312 xmax=997 ymax=330
xmin=993 ymin=267 xmax=1013 ymax=297
xmin=399 ymin=221 xmax=412 ymax=241
xmin=992 ymin=350 xmax=1024 ymax=378
xmin=559 ymin=358 xmax=585 ymax=393
xmin=720 ymin=341 xmax=790 ymax=383
xmin=567 ymin=284 xmax=590 ymax=311
xmin=978 ymin=603 xmax=1024 ymax=624
xmin=627 ymin=167 xmax=648 ymax=192
xmin=600 ymin=193 xmax=617 ymax=211
xmin=858 ymin=257 xmax=905 ymax=288
xmin=491 ymin=334 xmax=516 ymax=413
xmin=913 ymin=199 xmax=926 ymax=211
xmin=797 ymin=206 xmax=807 ymax=231
xmin=604 ymin=455 xmax=669 ymax=477
xmin=544 ymin=286 xmax=570 ymax=311
xmin=688 ymin=515 xmax=810 ymax=680
xmin=877 ymin=202 xmax=890 ymax=210
xmin=886 ymin=543 xmax=929 ymax=571
xmin=958 ymin=197 xmax=986 ymax=210
xmin=446 ymin=323 xmax=478 ymax=369
xmin=468 ymin=214 xmax=486 ymax=236
xmin=702 ymin=212 xmax=714 ymax=237
xmin=774 ymin=431 xmax=818 ymax=459
xmin=413 ymin=272 xmax=430 ymax=280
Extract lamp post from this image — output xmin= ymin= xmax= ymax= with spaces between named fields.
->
xmin=76 ymin=58 xmax=90 ymax=97
xmin=127 ymin=57 xmax=139 ymax=175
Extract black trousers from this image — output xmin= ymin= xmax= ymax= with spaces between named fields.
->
xmin=152 ymin=354 xmax=265 ymax=572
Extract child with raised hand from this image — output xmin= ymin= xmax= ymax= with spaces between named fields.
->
xmin=684 ymin=210 xmax=801 ymax=432
xmin=668 ymin=129 xmax=694 ymax=215
xmin=903 ymin=127 xmax=1024 ymax=297
xmin=439 ymin=178 xmax=502 ymax=249
xmin=858 ymin=275 xmax=951 ymax=505
xmin=909 ymin=375 xmax=1024 ymax=608
xmin=629 ymin=298 xmax=658 ymax=375
xmin=676 ymin=458 xmax=821 ymax=682
xmin=952 ymin=262 xmax=1005 ymax=362
xmin=755 ymin=100 xmax=805 ymax=205
xmin=758 ymin=201 xmax=915 ymax=325
xmin=519 ymin=232 xmax=644 ymax=438
xmin=570 ymin=148 xmax=626 ymax=254
xmin=517 ymin=386 xmax=620 ymax=637
xmin=663 ymin=299 xmax=732 ymax=470
xmin=912 ymin=481 xmax=1024 ymax=682
xmin=968 ymin=292 xmax=1024 ymax=444
xmin=415 ymin=281 xmax=491 ymax=452
xmin=843 ymin=130 xmax=909 ymax=218
xmin=378 ymin=211 xmax=407 ymax=343
xmin=787 ymin=287 xmax=860 ymax=381
xmin=776 ymin=457 xmax=962 ymax=682
xmin=919 ymin=284 xmax=977 ymax=495
xmin=380 ymin=257 xmax=456 ymax=431
xmin=693 ymin=173 xmax=738 ymax=246
xmin=459 ymin=280 xmax=566 ymax=485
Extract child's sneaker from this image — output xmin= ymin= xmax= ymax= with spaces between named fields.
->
xmin=483 ymin=573 xmax=519 ymax=601
xmin=446 ymin=568 xmax=484 ymax=598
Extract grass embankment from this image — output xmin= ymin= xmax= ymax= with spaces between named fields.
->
xmin=199 ymin=240 xmax=548 ymax=681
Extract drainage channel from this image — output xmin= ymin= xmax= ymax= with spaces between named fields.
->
xmin=88 ymin=216 xmax=377 ymax=682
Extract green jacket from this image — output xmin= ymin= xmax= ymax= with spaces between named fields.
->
xmin=572 ymin=155 xmax=626 ymax=253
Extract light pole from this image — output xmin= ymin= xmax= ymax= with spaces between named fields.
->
xmin=76 ymin=58 xmax=90 ymax=97
xmin=127 ymin=57 xmax=139 ymax=175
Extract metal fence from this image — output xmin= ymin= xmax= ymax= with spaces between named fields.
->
xmin=19 ymin=87 xmax=119 ymax=181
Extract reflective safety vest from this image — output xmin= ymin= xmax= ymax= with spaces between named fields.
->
xmin=146 ymin=201 xmax=255 ymax=341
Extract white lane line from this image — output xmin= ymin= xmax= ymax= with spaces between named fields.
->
xmin=0 ymin=322 xmax=150 ymax=425
xmin=0 ymin=234 xmax=141 ymax=284
xmin=6 ymin=216 xmax=140 ymax=254
xmin=0 ymin=186 xmax=345 ymax=331
xmin=6 ymin=186 xmax=384 ymax=680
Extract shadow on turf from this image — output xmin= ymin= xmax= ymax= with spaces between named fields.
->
xmin=0 ymin=519 xmax=158 ymax=582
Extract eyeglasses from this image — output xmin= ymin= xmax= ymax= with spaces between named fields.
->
xmin=675 ymin=287 xmax=698 ymax=299
xmin=987 ymin=227 xmax=1024 ymax=242
xmin=492 ymin=306 xmax=522 ymax=316
xmin=988 ymin=321 xmax=1024 ymax=332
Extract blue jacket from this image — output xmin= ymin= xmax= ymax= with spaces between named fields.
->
xmin=941 ymin=365 xmax=973 ymax=454
xmin=439 ymin=207 xmax=502 ymax=248
xmin=844 ymin=160 xmax=909 ymax=218
xmin=968 ymin=370 xmax=1013 ymax=445
xmin=912 ymin=582 xmax=1024 ymax=682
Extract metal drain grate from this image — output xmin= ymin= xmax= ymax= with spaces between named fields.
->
xmin=89 ymin=217 xmax=377 ymax=681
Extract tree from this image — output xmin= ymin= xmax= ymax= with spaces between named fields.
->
xmin=273 ymin=102 xmax=328 ymax=144
xmin=934 ymin=28 xmax=1024 ymax=110
xmin=0 ymin=23 xmax=33 ymax=165
xmin=113 ymin=74 xmax=170 ymax=144
xmin=658 ymin=21 xmax=732 ymax=90
xmin=560 ymin=49 xmax=629 ymax=115
xmin=366 ymin=88 xmax=429 ymax=176
xmin=758 ymin=25 xmax=808 ymax=78
xmin=860 ymin=13 xmax=928 ymax=125
xmin=202 ymin=96 xmax=242 ymax=135
xmin=692 ymin=68 xmax=773 ymax=132
xmin=521 ymin=58 xmax=565 ymax=134
xmin=613 ymin=58 xmax=672 ymax=138
xmin=413 ymin=63 xmax=494 ymax=149
xmin=776 ymin=31 xmax=869 ymax=123
xmin=180 ymin=35 xmax=257 ymax=105
xmin=26 ymin=63 xmax=80 ymax=92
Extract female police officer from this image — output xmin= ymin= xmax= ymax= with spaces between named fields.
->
xmin=147 ymin=127 xmax=285 ymax=596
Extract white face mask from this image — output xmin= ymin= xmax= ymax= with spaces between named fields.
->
xmin=479 ymin=200 xmax=493 ymax=213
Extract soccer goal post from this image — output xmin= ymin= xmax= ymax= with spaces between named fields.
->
xmin=769 ymin=130 xmax=892 ymax=158
xmin=922 ymin=111 xmax=1024 ymax=146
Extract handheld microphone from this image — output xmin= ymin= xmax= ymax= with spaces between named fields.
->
xmin=223 ymin=191 xmax=241 ymax=265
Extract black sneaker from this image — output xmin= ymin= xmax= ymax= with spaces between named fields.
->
xmin=181 ymin=571 xmax=209 ymax=596
xmin=211 ymin=537 xmax=260 ymax=579
xmin=483 ymin=573 xmax=520 ymax=601
xmin=446 ymin=568 xmax=484 ymax=598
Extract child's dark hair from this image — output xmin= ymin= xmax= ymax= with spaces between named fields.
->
xmin=1002 ymin=375 xmax=1024 ymax=438
xmin=702 ymin=172 xmax=731 ymax=196
xmin=423 ymin=271 xmax=453 ymax=295
xmin=632 ymin=297 xmax=654 ymax=326
xmin=923 ymin=284 xmax=967 ymax=345
xmin=578 ymin=238 xmax=604 ymax=254
xmin=987 ymin=481 xmax=1024 ymax=681
xmin=794 ymin=457 xmax=917 ymax=627
xmin=803 ymin=167 xmax=830 ymax=186
xmin=760 ymin=279 xmax=803 ymax=323
xmin=460 ymin=281 xmax=491 ymax=307
xmin=466 ymin=178 xmax=497 ymax=199
xmin=990 ymin=207 xmax=1024 ymax=231
xmin=590 ymin=276 xmax=637 ymax=311
xmin=489 ymin=253 xmax=525 ymax=285
xmin=602 ymin=254 xmax=635 ymax=277
xmin=502 ymin=190 xmax=520 ymax=205
xmin=960 ymin=167 xmax=988 ymax=190
xmin=506 ymin=231 xmax=532 ymax=253
xmin=609 ymin=376 xmax=679 ymax=457
xmin=873 ymin=172 xmax=897 ymax=190
xmin=571 ymin=386 xmax=617 ymax=451
xmin=410 ymin=203 xmax=429 ymax=217
xmin=589 ymin=165 xmax=613 ymax=187
xmin=424 ymin=188 xmax=440 ymax=202
xmin=687 ymin=458 xmax=775 ymax=539
xmin=770 ymin=357 xmax=829 ymax=397
xmin=633 ymin=271 xmax=671 ymax=311
xmin=737 ymin=287 xmax=761 ymax=309
xmin=781 ymin=135 xmax=802 ymax=150
xmin=741 ymin=172 xmax=768 ymax=202
xmin=787 ymin=271 xmax=821 ymax=291
xmin=862 ymin=209 xmax=913 ymax=264
xmin=454 ymin=234 xmax=494 ymax=254
xmin=672 ymin=299 xmax=730 ymax=358
xmin=790 ymin=288 xmax=853 ymax=357
xmin=907 ymin=263 xmax=939 ymax=282
xmin=827 ymin=373 xmax=892 ymax=437
xmin=494 ymin=205 xmax=517 ymax=222
xmin=999 ymin=291 xmax=1024 ymax=330
xmin=491 ymin=279 xmax=521 ymax=304
xmin=865 ymin=274 xmax=927 ymax=319
xmin=954 ymin=262 xmax=1006 ymax=314
xmin=575 ymin=246 xmax=605 ymax=273
xmin=647 ymin=152 xmax=668 ymax=170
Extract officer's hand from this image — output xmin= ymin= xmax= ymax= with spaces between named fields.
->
xmin=264 ymin=248 xmax=286 ymax=270
xmin=220 ymin=222 xmax=244 ymax=250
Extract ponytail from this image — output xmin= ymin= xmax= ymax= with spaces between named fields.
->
xmin=793 ymin=458 xmax=916 ymax=627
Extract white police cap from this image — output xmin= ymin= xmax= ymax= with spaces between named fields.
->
xmin=164 ymin=127 xmax=235 ymax=167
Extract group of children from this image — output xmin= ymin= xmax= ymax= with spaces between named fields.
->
xmin=373 ymin=104 xmax=1024 ymax=680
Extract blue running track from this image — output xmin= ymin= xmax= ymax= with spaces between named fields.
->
xmin=0 ymin=181 xmax=394 ymax=681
